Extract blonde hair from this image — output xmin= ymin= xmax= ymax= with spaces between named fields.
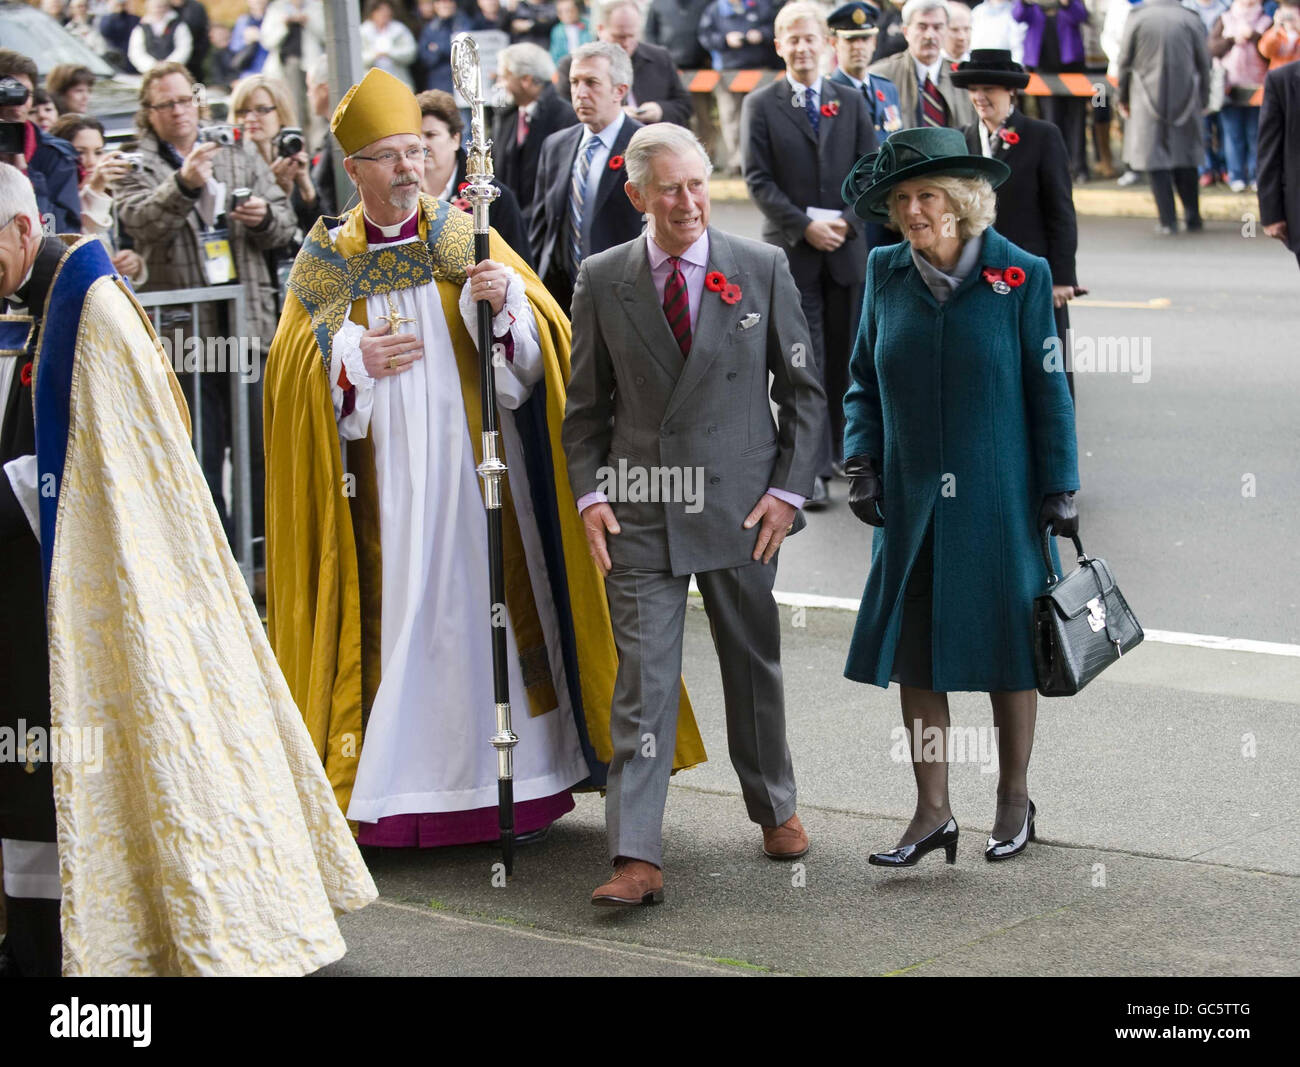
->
xmin=886 ymin=174 xmax=996 ymax=239
xmin=775 ymin=1 xmax=830 ymax=38
xmin=230 ymin=74 xmax=298 ymax=130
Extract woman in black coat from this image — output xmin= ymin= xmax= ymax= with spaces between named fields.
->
xmin=954 ymin=50 xmax=1083 ymax=398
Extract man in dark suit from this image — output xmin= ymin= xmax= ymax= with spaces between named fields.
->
xmin=563 ymin=124 xmax=825 ymax=906
xmin=742 ymin=1 xmax=877 ymax=507
xmin=1258 ymin=58 xmax=1300 ymax=271
xmin=556 ymin=0 xmax=693 ymax=128
xmin=492 ymin=42 xmax=578 ymax=229
xmin=531 ymin=42 xmax=646 ymax=312
xmin=956 ymin=50 xmax=1081 ymax=394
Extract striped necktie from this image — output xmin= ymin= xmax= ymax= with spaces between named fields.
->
xmin=805 ymin=87 xmax=820 ymax=134
xmin=921 ymin=75 xmax=947 ymax=128
xmin=663 ymin=256 xmax=691 ymax=357
xmin=568 ymin=135 xmax=601 ymax=271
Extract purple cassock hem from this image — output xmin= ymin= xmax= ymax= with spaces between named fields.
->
xmin=356 ymin=789 xmax=576 ymax=848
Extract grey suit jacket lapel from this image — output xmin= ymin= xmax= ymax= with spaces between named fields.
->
xmin=663 ymin=228 xmax=741 ymax=424
xmin=617 ymin=236 xmax=686 ymax=381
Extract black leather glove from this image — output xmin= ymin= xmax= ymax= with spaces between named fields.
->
xmin=1038 ymin=491 xmax=1078 ymax=538
xmin=844 ymin=455 xmax=884 ymax=527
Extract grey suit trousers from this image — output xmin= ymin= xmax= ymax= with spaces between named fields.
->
xmin=603 ymin=559 xmax=797 ymax=868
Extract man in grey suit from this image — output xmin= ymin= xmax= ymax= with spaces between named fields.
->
xmin=563 ymin=124 xmax=826 ymax=907
xmin=868 ymin=0 xmax=977 ymax=130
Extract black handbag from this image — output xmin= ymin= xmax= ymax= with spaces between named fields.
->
xmin=1033 ymin=529 xmax=1143 ymax=697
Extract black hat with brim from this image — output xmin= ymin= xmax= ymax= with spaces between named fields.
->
xmin=950 ymin=48 xmax=1032 ymax=91
xmin=841 ymin=126 xmax=1010 ymax=222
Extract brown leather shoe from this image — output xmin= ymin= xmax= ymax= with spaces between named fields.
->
xmin=762 ymin=813 xmax=809 ymax=859
xmin=591 ymin=858 xmax=664 ymax=906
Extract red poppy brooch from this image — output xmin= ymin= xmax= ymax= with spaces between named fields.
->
xmin=608 ymin=154 xmax=624 ymax=170
xmin=997 ymin=128 xmax=1020 ymax=146
xmin=452 ymin=182 xmax=471 ymax=213
xmin=20 ymin=361 xmax=32 ymax=387
xmin=982 ymin=266 xmax=1026 ymax=295
xmin=705 ymin=270 xmax=743 ymax=305
xmin=875 ymin=88 xmax=886 ymax=102
xmin=821 ymin=101 xmax=840 ymax=118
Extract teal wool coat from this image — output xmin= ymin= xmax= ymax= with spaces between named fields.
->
xmin=842 ymin=227 xmax=1080 ymax=691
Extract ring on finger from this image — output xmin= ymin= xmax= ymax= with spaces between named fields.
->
xmin=388 ymin=355 xmax=397 ymax=370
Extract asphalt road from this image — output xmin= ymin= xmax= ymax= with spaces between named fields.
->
xmin=710 ymin=206 xmax=1300 ymax=645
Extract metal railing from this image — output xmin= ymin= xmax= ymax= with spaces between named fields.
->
xmin=134 ymin=284 xmax=256 ymax=590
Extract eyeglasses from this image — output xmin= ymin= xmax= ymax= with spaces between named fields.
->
xmin=351 ymin=146 xmax=430 ymax=166
xmin=236 ymin=104 xmax=277 ymax=118
xmin=148 ymin=96 xmax=197 ymax=112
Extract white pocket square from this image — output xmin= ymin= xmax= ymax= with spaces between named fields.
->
xmin=739 ymin=313 xmax=761 ymax=330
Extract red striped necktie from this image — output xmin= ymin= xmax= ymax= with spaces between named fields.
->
xmin=921 ymin=75 xmax=948 ymax=128
xmin=663 ymin=256 xmax=691 ymax=357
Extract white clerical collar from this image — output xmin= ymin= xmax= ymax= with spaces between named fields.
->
xmin=914 ymin=56 xmax=943 ymax=85
xmin=363 ymin=206 xmax=419 ymax=238
xmin=585 ymin=110 xmax=625 ymax=149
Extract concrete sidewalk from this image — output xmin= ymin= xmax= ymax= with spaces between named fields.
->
xmin=319 ymin=604 xmax=1300 ymax=977
xmin=710 ymin=176 xmax=1263 ymax=222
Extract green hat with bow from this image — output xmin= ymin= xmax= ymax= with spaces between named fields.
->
xmin=842 ymin=127 xmax=1010 ymax=223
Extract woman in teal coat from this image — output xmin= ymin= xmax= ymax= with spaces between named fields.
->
xmin=840 ymin=128 xmax=1080 ymax=868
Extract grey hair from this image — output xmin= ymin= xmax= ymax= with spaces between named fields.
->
xmin=901 ymin=0 xmax=950 ymax=26
xmin=885 ymin=174 xmax=996 ymax=239
xmin=0 ymin=163 xmax=40 ymax=230
xmin=625 ymin=124 xmax=713 ymax=189
xmin=597 ymin=0 xmax=643 ymax=27
xmin=571 ymin=41 xmax=633 ymax=90
xmin=498 ymin=42 xmax=555 ymax=84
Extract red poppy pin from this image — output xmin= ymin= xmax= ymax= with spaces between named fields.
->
xmin=821 ymin=101 xmax=840 ymax=118
xmin=721 ymin=283 xmax=742 ymax=305
xmin=998 ymin=128 xmax=1020 ymax=146
xmin=705 ymin=271 xmax=727 ymax=292
xmin=452 ymin=197 xmax=471 ymax=212
xmin=608 ymin=154 xmax=624 ymax=170
xmin=20 ymin=361 xmax=32 ymax=387
xmin=875 ymin=88 xmax=886 ymax=102
xmin=982 ymin=266 xmax=1026 ymax=295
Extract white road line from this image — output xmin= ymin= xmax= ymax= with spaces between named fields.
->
xmin=685 ymin=581 xmax=1300 ymax=658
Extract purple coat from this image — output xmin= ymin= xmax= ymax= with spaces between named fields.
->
xmin=1013 ymin=0 xmax=1089 ymax=69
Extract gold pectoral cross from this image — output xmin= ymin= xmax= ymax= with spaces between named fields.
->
xmin=384 ymin=293 xmax=416 ymax=335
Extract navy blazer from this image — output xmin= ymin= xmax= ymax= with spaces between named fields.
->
xmin=740 ymin=77 xmax=878 ymax=289
xmin=529 ymin=115 xmax=646 ymax=287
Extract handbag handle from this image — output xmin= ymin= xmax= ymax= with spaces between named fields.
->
xmin=1040 ymin=525 xmax=1086 ymax=586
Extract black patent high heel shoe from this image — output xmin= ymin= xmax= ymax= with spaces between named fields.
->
xmin=868 ymin=817 xmax=959 ymax=867
xmin=985 ymin=799 xmax=1036 ymax=861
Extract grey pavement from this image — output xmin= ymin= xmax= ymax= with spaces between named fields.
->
xmin=320 ymin=603 xmax=1300 ymax=978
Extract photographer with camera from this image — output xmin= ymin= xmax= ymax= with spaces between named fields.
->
xmin=0 ymin=50 xmax=82 ymax=234
xmin=230 ymin=73 xmax=317 ymax=233
xmin=116 ymin=61 xmax=294 ymax=543
xmin=48 ymin=113 xmax=147 ymax=284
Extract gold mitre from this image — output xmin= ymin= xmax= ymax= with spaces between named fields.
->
xmin=331 ymin=67 xmax=422 ymax=156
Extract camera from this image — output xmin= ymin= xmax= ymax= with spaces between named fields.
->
xmin=199 ymin=124 xmax=239 ymax=147
xmin=274 ymin=127 xmax=304 ymax=158
xmin=0 ymin=121 xmax=24 ymax=156
xmin=120 ymin=151 xmax=145 ymax=172
xmin=231 ymin=186 xmax=251 ymax=209
xmin=0 ymin=77 xmax=30 ymax=108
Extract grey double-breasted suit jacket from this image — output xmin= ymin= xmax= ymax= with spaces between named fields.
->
xmin=562 ymin=227 xmax=826 ymax=578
